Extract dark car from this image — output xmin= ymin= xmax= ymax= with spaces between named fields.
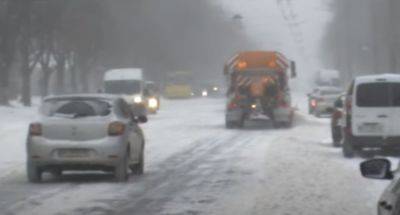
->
xmin=331 ymin=94 xmax=345 ymax=147
xmin=360 ymin=159 xmax=400 ymax=215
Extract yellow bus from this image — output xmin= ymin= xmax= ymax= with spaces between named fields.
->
xmin=164 ymin=71 xmax=193 ymax=99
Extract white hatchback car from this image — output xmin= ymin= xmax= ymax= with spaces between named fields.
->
xmin=342 ymin=74 xmax=400 ymax=158
xmin=26 ymin=94 xmax=146 ymax=182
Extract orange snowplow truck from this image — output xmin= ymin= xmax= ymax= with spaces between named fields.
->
xmin=224 ymin=51 xmax=297 ymax=128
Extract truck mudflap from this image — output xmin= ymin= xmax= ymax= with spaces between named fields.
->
xmin=225 ymin=109 xmax=244 ymax=122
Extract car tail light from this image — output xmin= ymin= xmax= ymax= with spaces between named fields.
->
xmin=108 ymin=122 xmax=125 ymax=136
xmin=311 ymin=99 xmax=317 ymax=107
xmin=29 ymin=123 xmax=42 ymax=136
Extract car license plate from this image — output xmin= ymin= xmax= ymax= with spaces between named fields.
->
xmin=58 ymin=149 xmax=89 ymax=158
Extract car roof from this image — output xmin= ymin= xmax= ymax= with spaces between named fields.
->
xmin=43 ymin=94 xmax=120 ymax=102
xmin=355 ymin=73 xmax=400 ymax=84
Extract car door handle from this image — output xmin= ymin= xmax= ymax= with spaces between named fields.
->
xmin=379 ymin=201 xmax=393 ymax=211
xmin=378 ymin=115 xmax=388 ymax=118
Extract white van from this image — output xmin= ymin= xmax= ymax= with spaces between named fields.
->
xmin=342 ymin=74 xmax=400 ymax=158
xmin=103 ymin=68 xmax=147 ymax=116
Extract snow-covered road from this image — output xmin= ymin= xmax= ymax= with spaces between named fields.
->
xmin=0 ymin=97 xmax=393 ymax=215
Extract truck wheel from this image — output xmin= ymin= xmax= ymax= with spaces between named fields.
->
xmin=130 ymin=149 xmax=144 ymax=175
xmin=115 ymin=155 xmax=128 ymax=182
xmin=342 ymin=135 xmax=355 ymax=158
xmin=27 ymin=161 xmax=42 ymax=183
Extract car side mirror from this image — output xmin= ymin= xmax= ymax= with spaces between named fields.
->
xmin=137 ymin=115 xmax=148 ymax=123
xmin=360 ymin=159 xmax=393 ymax=180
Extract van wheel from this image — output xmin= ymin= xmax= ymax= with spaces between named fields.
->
xmin=342 ymin=135 xmax=355 ymax=158
xmin=27 ymin=161 xmax=42 ymax=183
xmin=115 ymin=155 xmax=128 ymax=182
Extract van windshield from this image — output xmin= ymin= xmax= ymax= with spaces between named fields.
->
xmin=356 ymin=83 xmax=400 ymax=107
xmin=105 ymin=80 xmax=141 ymax=95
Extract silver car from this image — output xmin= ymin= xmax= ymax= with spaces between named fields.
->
xmin=308 ymin=86 xmax=342 ymax=117
xmin=26 ymin=94 xmax=147 ymax=182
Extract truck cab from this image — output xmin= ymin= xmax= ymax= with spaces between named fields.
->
xmin=224 ymin=51 xmax=296 ymax=128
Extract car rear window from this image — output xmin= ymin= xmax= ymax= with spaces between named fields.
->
xmin=41 ymin=99 xmax=112 ymax=118
xmin=356 ymin=83 xmax=390 ymax=107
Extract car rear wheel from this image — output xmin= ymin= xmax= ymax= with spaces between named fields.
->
xmin=332 ymin=127 xmax=342 ymax=147
xmin=342 ymin=135 xmax=355 ymax=158
xmin=114 ymin=155 xmax=128 ymax=182
xmin=27 ymin=161 xmax=42 ymax=183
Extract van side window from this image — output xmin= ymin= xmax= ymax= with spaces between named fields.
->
xmin=356 ymin=83 xmax=390 ymax=107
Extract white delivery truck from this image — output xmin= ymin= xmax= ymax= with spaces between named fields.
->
xmin=103 ymin=68 xmax=147 ymax=116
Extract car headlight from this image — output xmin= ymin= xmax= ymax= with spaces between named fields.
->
xmin=202 ymin=90 xmax=208 ymax=97
xmin=134 ymin=96 xmax=143 ymax=103
xmin=213 ymin=87 xmax=219 ymax=91
xmin=148 ymin=98 xmax=158 ymax=108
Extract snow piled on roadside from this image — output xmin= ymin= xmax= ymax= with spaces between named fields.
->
xmin=0 ymin=105 xmax=38 ymax=177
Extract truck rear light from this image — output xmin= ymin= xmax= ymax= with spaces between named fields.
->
xmin=29 ymin=123 xmax=42 ymax=136
xmin=108 ymin=122 xmax=125 ymax=136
